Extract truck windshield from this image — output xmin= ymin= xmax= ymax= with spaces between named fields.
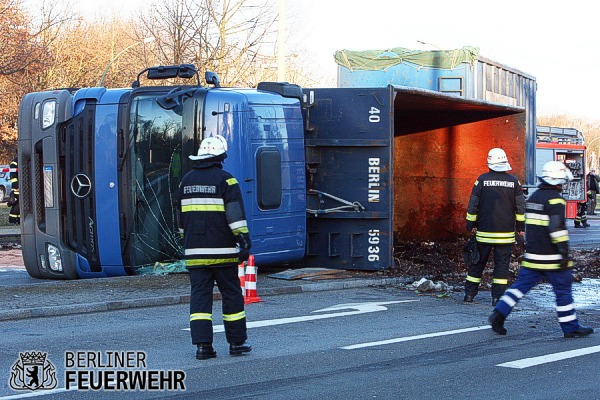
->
xmin=125 ymin=93 xmax=188 ymax=267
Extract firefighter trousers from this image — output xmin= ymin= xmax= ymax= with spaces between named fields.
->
xmin=8 ymin=192 xmax=19 ymax=224
xmin=494 ymin=267 xmax=580 ymax=334
xmin=465 ymin=242 xmax=512 ymax=300
xmin=188 ymin=266 xmax=247 ymax=345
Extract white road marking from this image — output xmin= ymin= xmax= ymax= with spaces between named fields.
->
xmin=0 ymin=388 xmax=71 ymax=399
xmin=340 ymin=325 xmax=491 ymax=349
xmin=496 ymin=345 xmax=600 ymax=369
xmin=182 ymin=300 xmax=419 ymax=332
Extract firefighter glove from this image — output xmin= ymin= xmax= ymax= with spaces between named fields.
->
xmin=462 ymin=235 xmax=479 ymax=266
xmin=515 ymin=231 xmax=525 ymax=245
xmin=560 ymin=257 xmax=574 ymax=271
xmin=236 ymin=233 xmax=251 ymax=262
xmin=466 ymin=221 xmax=476 ymax=232
xmin=7 ymin=191 xmax=17 ymax=207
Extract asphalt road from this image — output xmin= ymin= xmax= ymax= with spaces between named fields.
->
xmin=1 ymin=287 xmax=599 ymax=399
xmin=1 ymin=213 xmax=600 ymax=399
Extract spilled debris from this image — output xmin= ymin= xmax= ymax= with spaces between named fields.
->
xmin=268 ymin=268 xmax=354 ymax=281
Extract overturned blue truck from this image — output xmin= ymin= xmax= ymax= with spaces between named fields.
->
xmin=17 ymin=47 xmax=536 ymax=279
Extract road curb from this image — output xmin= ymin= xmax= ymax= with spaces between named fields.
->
xmin=0 ymin=277 xmax=405 ymax=322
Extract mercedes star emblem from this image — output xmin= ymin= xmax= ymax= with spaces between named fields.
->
xmin=71 ymin=173 xmax=92 ymax=198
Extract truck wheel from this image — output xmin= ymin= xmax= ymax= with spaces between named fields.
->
xmin=0 ymin=186 xmax=5 ymax=202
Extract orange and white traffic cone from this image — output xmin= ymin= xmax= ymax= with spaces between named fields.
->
xmin=238 ymin=261 xmax=246 ymax=297
xmin=244 ymin=255 xmax=261 ymax=304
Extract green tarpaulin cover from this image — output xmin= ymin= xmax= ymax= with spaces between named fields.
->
xmin=334 ymin=46 xmax=480 ymax=72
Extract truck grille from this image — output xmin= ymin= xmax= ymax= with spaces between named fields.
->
xmin=59 ymin=105 xmax=101 ymax=271
xmin=34 ymin=150 xmax=45 ymax=228
xmin=20 ymin=156 xmax=31 ymax=214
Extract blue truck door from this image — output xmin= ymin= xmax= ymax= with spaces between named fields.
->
xmin=202 ymin=89 xmax=306 ymax=265
xmin=302 ymin=87 xmax=393 ymax=271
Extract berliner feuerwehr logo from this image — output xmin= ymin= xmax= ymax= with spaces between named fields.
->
xmin=9 ymin=351 xmax=57 ymax=391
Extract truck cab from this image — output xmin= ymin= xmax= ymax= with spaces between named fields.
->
xmin=17 ymin=65 xmax=306 ymax=279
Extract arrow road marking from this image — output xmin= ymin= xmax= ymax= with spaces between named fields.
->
xmin=340 ymin=325 xmax=491 ymax=349
xmin=182 ymin=300 xmax=418 ymax=332
xmin=496 ymin=345 xmax=600 ymax=369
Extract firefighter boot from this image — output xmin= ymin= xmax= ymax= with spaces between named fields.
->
xmin=564 ymin=326 xmax=594 ymax=338
xmin=464 ymin=284 xmax=478 ymax=303
xmin=491 ymin=284 xmax=506 ymax=307
xmin=488 ymin=311 xmax=507 ymax=335
xmin=229 ymin=341 xmax=252 ymax=356
xmin=196 ymin=344 xmax=217 ymax=360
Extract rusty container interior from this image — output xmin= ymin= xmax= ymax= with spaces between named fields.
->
xmin=392 ymin=88 xmax=526 ymax=240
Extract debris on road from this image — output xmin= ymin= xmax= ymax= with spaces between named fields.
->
xmin=268 ymin=268 xmax=353 ymax=281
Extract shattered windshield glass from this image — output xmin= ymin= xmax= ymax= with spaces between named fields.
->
xmin=126 ymin=94 xmax=187 ymax=268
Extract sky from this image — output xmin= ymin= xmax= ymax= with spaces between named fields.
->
xmin=61 ymin=0 xmax=600 ymax=121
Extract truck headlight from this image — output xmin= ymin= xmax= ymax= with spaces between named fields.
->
xmin=46 ymin=244 xmax=63 ymax=272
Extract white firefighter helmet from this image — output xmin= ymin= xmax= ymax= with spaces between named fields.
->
xmin=189 ymin=135 xmax=228 ymax=160
xmin=487 ymin=148 xmax=512 ymax=172
xmin=539 ymin=160 xmax=573 ymax=185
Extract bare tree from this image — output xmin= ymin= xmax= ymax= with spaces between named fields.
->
xmin=137 ymin=0 xmax=278 ymax=86
xmin=43 ymin=17 xmax=148 ymax=89
xmin=0 ymin=0 xmax=72 ymax=78
xmin=0 ymin=0 xmax=39 ymax=76
xmin=0 ymin=0 xmax=74 ymax=162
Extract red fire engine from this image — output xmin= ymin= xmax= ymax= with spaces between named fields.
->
xmin=535 ymin=126 xmax=586 ymax=218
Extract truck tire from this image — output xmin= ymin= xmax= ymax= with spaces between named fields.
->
xmin=0 ymin=186 xmax=5 ymax=202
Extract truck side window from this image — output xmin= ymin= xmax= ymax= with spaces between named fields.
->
xmin=256 ymin=148 xmax=282 ymax=210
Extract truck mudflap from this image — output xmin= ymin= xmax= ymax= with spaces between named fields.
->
xmin=301 ymin=88 xmax=393 ymax=271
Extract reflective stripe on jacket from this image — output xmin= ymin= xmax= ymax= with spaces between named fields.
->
xmin=521 ymin=185 xmax=569 ymax=270
xmin=178 ymin=161 xmax=249 ymax=268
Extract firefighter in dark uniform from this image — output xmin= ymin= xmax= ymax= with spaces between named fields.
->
xmin=586 ymin=168 xmax=599 ymax=215
xmin=489 ymin=161 xmax=594 ymax=338
xmin=177 ymin=135 xmax=252 ymax=360
xmin=465 ymin=148 xmax=525 ymax=305
xmin=573 ymin=201 xmax=589 ymax=228
xmin=7 ymin=154 xmax=19 ymax=224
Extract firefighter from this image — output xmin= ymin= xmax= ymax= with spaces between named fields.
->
xmin=586 ymin=168 xmax=599 ymax=215
xmin=465 ymin=148 xmax=525 ymax=306
xmin=7 ymin=154 xmax=19 ymax=224
xmin=489 ymin=161 xmax=594 ymax=338
xmin=177 ymin=135 xmax=252 ymax=360
xmin=573 ymin=201 xmax=590 ymax=228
